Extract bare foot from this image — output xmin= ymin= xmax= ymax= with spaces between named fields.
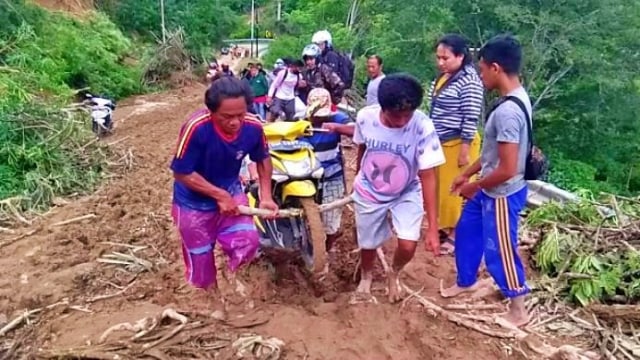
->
xmin=495 ymin=311 xmax=530 ymax=330
xmin=440 ymin=278 xmax=492 ymax=298
xmin=495 ymin=296 xmax=530 ymax=329
xmin=350 ymin=271 xmax=377 ymax=305
xmin=387 ymin=271 xmax=404 ymax=303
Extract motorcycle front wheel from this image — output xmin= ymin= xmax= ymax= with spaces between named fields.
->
xmin=299 ymin=197 xmax=326 ymax=274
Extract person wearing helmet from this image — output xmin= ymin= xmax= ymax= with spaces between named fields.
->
xmin=268 ymin=58 xmax=286 ymax=85
xmin=311 ymin=30 xmax=342 ymax=76
xmin=299 ymin=44 xmax=345 ymax=105
xmin=301 ymin=88 xmax=354 ymax=273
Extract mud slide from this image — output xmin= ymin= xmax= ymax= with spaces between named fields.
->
xmin=0 ymin=84 xmax=532 ymax=359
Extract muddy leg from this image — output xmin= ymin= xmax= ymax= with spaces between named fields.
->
xmin=495 ymin=295 xmax=530 ymax=329
xmin=387 ymin=239 xmax=417 ymax=303
xmin=356 ymin=249 xmax=376 ymax=295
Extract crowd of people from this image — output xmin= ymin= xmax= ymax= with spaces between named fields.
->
xmin=171 ymin=31 xmax=538 ymax=330
xmin=206 ymin=30 xmax=357 ymax=122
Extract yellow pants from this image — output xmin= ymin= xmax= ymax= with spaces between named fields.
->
xmin=437 ymin=133 xmax=482 ymax=230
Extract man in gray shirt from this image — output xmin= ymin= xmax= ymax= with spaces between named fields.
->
xmin=365 ymin=55 xmax=385 ymax=106
xmin=441 ymin=35 xmax=532 ymax=329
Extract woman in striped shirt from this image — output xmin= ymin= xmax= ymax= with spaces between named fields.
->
xmin=428 ymin=34 xmax=484 ymax=255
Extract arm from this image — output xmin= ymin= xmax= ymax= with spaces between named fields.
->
xmin=353 ymin=111 xmax=366 ymax=173
xmin=322 ymin=65 xmax=345 ymax=102
xmin=461 ymin=159 xmax=482 ymax=178
xmin=249 ymin=130 xmax=275 ymax=202
xmin=332 ymin=124 xmax=354 ymax=137
xmin=256 ymin=157 xmax=274 ymax=200
xmin=174 ymin=172 xmax=230 ymax=202
xmin=474 ymin=110 xmax=521 ymax=189
xmin=474 ymin=143 xmax=518 ymax=189
xmin=356 ymin=144 xmax=366 ymax=174
xmin=459 ymin=79 xmax=484 ymax=144
xmin=426 ymin=79 xmax=435 ymax=104
xmin=325 ymin=113 xmax=354 ymax=137
xmin=416 ymin=125 xmax=446 ymax=250
xmin=419 ymin=167 xmax=438 ymax=236
xmin=268 ymin=70 xmax=285 ymax=98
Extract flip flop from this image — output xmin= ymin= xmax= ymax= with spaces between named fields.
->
xmin=439 ymin=237 xmax=455 ymax=256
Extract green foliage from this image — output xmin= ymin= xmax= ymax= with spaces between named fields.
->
xmin=261 ymin=0 xmax=640 ymax=194
xmin=527 ymin=196 xmax=640 ymax=305
xmin=0 ymin=1 xmax=145 ymax=223
xmin=97 ymin=0 xmax=244 ymax=59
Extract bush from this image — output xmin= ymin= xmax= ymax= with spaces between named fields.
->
xmin=0 ymin=1 xmax=146 ymax=224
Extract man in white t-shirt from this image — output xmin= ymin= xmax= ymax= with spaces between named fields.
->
xmin=352 ymin=73 xmax=444 ymax=303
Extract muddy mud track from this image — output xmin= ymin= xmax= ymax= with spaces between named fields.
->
xmin=0 ymin=84 xmax=525 ymax=359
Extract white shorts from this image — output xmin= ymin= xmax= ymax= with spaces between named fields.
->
xmin=354 ymin=187 xmax=424 ymax=250
xmin=321 ymin=176 xmax=345 ymax=235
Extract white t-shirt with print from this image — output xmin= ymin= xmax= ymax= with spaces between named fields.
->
xmin=353 ymin=105 xmax=445 ymax=203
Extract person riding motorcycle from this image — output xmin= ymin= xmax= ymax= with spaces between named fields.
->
xmin=311 ymin=30 xmax=341 ymax=76
xmin=298 ymin=44 xmax=345 ymax=106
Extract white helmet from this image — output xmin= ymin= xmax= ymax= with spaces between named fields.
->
xmin=274 ymin=58 xmax=285 ymax=69
xmin=302 ymin=44 xmax=321 ymax=59
xmin=311 ymin=30 xmax=332 ymax=46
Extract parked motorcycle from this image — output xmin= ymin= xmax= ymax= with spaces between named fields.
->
xmin=84 ymin=94 xmax=115 ymax=137
xmin=245 ymin=120 xmax=328 ymax=273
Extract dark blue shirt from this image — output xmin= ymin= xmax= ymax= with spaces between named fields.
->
xmin=171 ymin=109 xmax=269 ymax=211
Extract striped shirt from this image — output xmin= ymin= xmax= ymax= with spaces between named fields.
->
xmin=300 ymin=112 xmax=352 ymax=180
xmin=427 ymin=64 xmax=484 ymax=143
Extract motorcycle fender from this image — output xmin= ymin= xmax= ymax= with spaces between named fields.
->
xmin=282 ymin=180 xmax=316 ymax=200
xmin=247 ymin=192 xmax=266 ymax=233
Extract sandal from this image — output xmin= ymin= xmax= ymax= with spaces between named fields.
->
xmin=439 ymin=237 xmax=455 ymax=256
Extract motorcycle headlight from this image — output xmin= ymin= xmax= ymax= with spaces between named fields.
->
xmin=311 ymin=167 xmax=324 ymax=179
xmin=272 ymin=173 xmax=289 ymax=183
xmin=282 ymin=159 xmax=312 ymax=177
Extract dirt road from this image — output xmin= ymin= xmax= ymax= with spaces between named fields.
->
xmin=0 ymin=84 xmax=527 ymax=359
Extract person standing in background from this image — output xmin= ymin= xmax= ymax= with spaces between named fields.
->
xmin=365 ymin=55 xmax=385 ymax=106
xmin=427 ymin=34 xmax=484 ymax=255
xmin=246 ymin=64 xmax=269 ymax=120
xmin=266 ymin=58 xmax=302 ymax=121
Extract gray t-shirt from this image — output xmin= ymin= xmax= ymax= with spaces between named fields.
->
xmin=366 ymin=73 xmax=385 ymax=106
xmin=480 ymin=86 xmax=532 ymax=198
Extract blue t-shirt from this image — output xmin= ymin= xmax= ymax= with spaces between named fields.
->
xmin=171 ymin=109 xmax=269 ymax=211
xmin=301 ymin=112 xmax=351 ymax=180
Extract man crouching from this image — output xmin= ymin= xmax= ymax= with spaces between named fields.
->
xmin=353 ymin=74 xmax=444 ymax=303
xmin=170 ymin=77 xmax=278 ymax=316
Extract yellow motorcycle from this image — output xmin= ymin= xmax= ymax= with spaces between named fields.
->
xmin=246 ymin=120 xmax=328 ymax=273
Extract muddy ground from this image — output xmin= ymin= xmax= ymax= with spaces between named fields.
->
xmin=0 ymin=82 xmax=542 ymax=359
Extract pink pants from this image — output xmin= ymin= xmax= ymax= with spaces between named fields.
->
xmin=171 ymin=194 xmax=259 ymax=289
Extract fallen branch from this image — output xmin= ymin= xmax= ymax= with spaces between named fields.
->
xmin=232 ymin=334 xmax=285 ymax=359
xmin=51 ymin=214 xmax=96 ymax=227
xmin=87 ymin=280 xmax=137 ymax=303
xmin=444 ymin=303 xmax=505 ymax=311
xmin=99 ymin=308 xmax=188 ymax=344
xmin=0 ymin=301 xmax=69 ymax=337
xmin=403 ymin=285 xmax=600 ymax=359
xmin=0 ymin=229 xmax=38 ymax=249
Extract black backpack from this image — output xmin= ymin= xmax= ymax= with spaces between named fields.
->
xmin=332 ymin=51 xmax=355 ymax=89
xmin=487 ymin=96 xmax=549 ymax=181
